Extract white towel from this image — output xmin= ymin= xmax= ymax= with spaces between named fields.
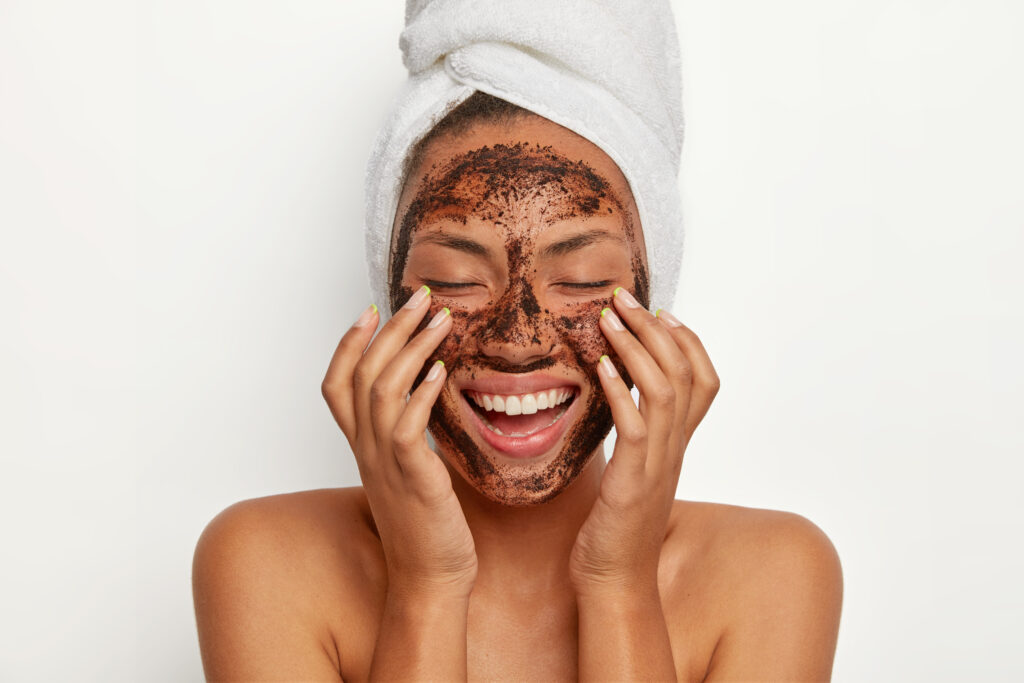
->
xmin=364 ymin=0 xmax=685 ymax=318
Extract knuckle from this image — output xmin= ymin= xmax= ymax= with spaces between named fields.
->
xmin=620 ymin=422 xmax=648 ymax=444
xmin=675 ymin=324 xmax=700 ymax=344
xmin=369 ymin=378 xmax=395 ymax=406
xmin=391 ymin=425 xmax=418 ymax=451
xmin=603 ymin=479 xmax=645 ymax=508
xmin=320 ymin=378 xmax=335 ymax=402
xmin=352 ymin=362 xmax=374 ymax=393
xmin=650 ymin=381 xmax=676 ymax=408
xmin=640 ymin=314 xmax=664 ymax=334
xmin=667 ymin=359 xmax=693 ymax=384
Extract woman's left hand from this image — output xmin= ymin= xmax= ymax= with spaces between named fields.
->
xmin=569 ymin=288 xmax=720 ymax=596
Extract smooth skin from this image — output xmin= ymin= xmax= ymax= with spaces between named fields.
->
xmin=193 ymin=118 xmax=843 ymax=681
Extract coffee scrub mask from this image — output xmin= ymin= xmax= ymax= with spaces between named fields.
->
xmin=390 ymin=141 xmax=649 ymax=506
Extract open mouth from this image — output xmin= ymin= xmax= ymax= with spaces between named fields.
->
xmin=465 ymin=387 xmax=578 ymax=436
xmin=460 ymin=386 xmax=580 ymax=459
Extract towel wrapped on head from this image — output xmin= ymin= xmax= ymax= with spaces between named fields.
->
xmin=364 ymin=0 xmax=685 ymax=318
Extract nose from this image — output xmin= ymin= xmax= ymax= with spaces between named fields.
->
xmin=477 ymin=282 xmax=555 ymax=367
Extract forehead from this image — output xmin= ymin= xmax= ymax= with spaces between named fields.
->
xmin=393 ymin=116 xmax=645 ymax=254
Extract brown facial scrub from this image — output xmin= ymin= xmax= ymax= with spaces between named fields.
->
xmin=390 ymin=142 xmax=649 ymax=506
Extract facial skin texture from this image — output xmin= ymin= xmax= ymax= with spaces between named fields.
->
xmin=389 ymin=118 xmax=649 ymax=506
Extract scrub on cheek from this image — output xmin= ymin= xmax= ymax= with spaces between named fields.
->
xmin=392 ymin=142 xmax=648 ymax=506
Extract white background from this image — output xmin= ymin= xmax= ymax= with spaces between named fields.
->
xmin=1 ymin=0 xmax=1021 ymax=680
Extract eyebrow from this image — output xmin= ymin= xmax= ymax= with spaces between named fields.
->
xmin=415 ymin=232 xmax=491 ymax=257
xmin=542 ymin=229 xmax=622 ymax=258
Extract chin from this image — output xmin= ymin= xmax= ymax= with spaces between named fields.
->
xmin=427 ymin=375 xmax=613 ymax=506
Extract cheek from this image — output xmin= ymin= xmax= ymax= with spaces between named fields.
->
xmin=554 ymin=298 xmax=613 ymax=365
xmin=436 ymin=305 xmax=480 ymax=358
xmin=554 ymin=297 xmax=635 ymax=390
xmin=411 ymin=301 xmax=487 ymax=379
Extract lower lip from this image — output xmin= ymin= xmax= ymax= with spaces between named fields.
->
xmin=461 ymin=391 xmax=579 ymax=459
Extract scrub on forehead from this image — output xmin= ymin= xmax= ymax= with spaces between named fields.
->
xmin=390 ymin=140 xmax=649 ymax=505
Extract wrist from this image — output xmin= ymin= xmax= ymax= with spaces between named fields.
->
xmin=373 ymin=575 xmax=471 ymax=680
xmin=386 ymin=573 xmax=476 ymax=604
xmin=575 ymin=581 xmax=666 ymax=633
xmin=572 ymin=574 xmax=661 ymax=606
xmin=381 ymin=582 xmax=471 ymax=635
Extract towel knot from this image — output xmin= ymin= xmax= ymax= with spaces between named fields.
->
xmin=400 ymin=0 xmax=684 ymax=166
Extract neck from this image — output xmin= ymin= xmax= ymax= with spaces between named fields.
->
xmin=448 ymin=444 xmax=606 ymax=597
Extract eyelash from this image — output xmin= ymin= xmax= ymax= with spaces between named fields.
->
xmin=422 ymin=280 xmax=612 ymax=290
xmin=558 ymin=280 xmax=613 ymax=290
xmin=422 ymin=280 xmax=478 ymax=290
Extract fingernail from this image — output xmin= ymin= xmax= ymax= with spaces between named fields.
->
xmin=404 ymin=285 xmax=430 ymax=309
xmin=613 ymin=287 xmax=640 ymax=308
xmin=655 ymin=308 xmax=683 ymax=327
xmin=601 ymin=307 xmax=625 ymax=331
xmin=426 ymin=306 xmax=451 ymax=329
xmin=353 ymin=303 xmax=377 ymax=328
xmin=425 ymin=359 xmax=445 ymax=382
xmin=598 ymin=354 xmax=618 ymax=378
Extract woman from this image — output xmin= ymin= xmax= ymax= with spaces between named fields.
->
xmin=193 ymin=3 xmax=842 ymax=681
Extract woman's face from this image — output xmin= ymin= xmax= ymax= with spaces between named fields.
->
xmin=390 ymin=115 xmax=649 ymax=506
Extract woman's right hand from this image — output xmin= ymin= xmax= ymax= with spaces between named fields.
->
xmin=321 ymin=285 xmax=478 ymax=597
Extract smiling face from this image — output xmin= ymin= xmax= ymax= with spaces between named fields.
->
xmin=390 ymin=114 xmax=649 ymax=506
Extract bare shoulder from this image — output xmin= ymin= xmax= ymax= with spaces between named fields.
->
xmin=192 ymin=487 xmax=384 ymax=681
xmin=662 ymin=500 xmax=844 ymax=681
xmin=192 ymin=487 xmax=382 ymax=591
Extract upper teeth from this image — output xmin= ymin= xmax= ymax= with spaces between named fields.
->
xmin=468 ymin=388 xmax=574 ymax=416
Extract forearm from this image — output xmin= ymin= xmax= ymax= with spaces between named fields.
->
xmin=369 ymin=585 xmax=469 ymax=681
xmin=576 ymin=584 xmax=677 ymax=682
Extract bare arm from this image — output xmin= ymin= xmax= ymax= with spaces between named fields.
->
xmin=192 ymin=501 xmax=342 ymax=682
xmin=369 ymin=584 xmax=469 ymax=680
xmin=704 ymin=513 xmax=844 ymax=681
xmin=321 ymin=291 xmax=476 ymax=681
xmin=577 ymin=583 xmax=677 ymax=681
xmin=572 ymin=292 xmax=721 ymax=681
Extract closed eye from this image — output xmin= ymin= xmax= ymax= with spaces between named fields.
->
xmin=422 ymin=279 xmax=480 ymax=290
xmin=556 ymin=280 xmax=613 ymax=289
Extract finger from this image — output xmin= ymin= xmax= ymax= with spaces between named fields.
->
xmin=391 ymin=359 xmax=448 ymax=481
xmin=599 ymin=307 xmax=675 ymax=447
xmin=371 ymin=306 xmax=453 ymax=442
xmin=612 ymin=287 xmax=694 ymax=427
xmin=596 ymin=354 xmax=647 ymax=475
xmin=321 ymin=303 xmax=380 ymax=438
xmin=655 ymin=309 xmax=720 ymax=438
xmin=353 ymin=285 xmax=433 ymax=436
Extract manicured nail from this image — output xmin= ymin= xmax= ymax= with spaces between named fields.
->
xmin=404 ymin=285 xmax=430 ymax=309
xmin=425 ymin=359 xmax=445 ymax=382
xmin=426 ymin=306 xmax=451 ymax=329
xmin=353 ymin=303 xmax=378 ymax=328
xmin=601 ymin=307 xmax=625 ymax=331
xmin=613 ymin=287 xmax=640 ymax=308
xmin=598 ymin=354 xmax=618 ymax=378
xmin=655 ymin=308 xmax=683 ymax=327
